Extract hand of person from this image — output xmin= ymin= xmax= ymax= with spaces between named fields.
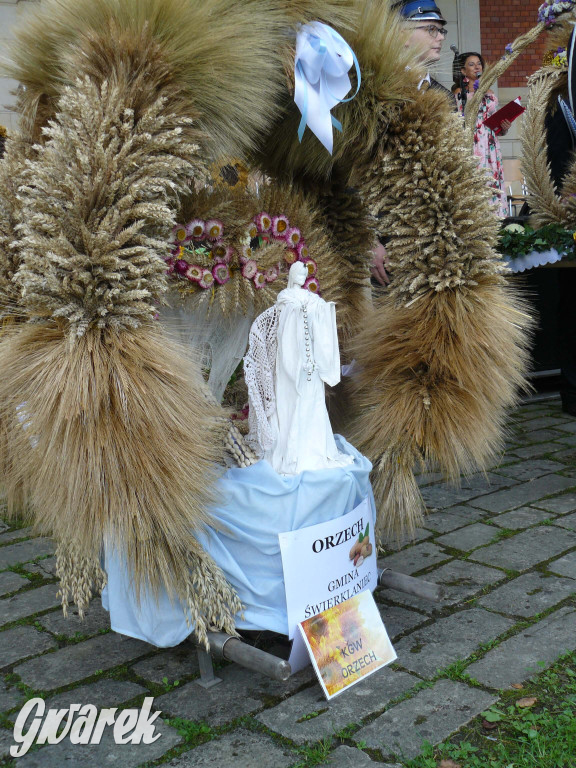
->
xmin=500 ymin=118 xmax=512 ymax=136
xmin=370 ymin=242 xmax=391 ymax=286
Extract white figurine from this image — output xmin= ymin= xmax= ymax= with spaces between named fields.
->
xmin=245 ymin=261 xmax=353 ymax=474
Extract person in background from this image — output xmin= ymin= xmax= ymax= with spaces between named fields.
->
xmin=371 ymin=0 xmax=451 ymax=285
xmin=453 ymin=52 xmax=511 ymax=218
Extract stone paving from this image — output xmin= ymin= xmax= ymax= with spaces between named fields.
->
xmin=0 ymin=398 xmax=574 ymax=767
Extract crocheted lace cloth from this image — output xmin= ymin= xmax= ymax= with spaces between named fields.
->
xmin=244 ymin=305 xmax=279 ymax=455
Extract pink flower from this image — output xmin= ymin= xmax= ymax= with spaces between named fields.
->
xmin=185 ymin=264 xmax=203 ymax=282
xmin=242 ymin=259 xmax=258 ymax=279
xmin=253 ymin=271 xmax=267 ymax=289
xmin=212 ymin=242 xmax=228 ymax=261
xmin=240 ymin=244 xmax=253 ymax=263
xmin=284 ymin=249 xmax=298 ymax=265
xmin=285 ymin=227 xmax=301 ymax=247
xmin=213 ymin=263 xmax=231 ymax=285
xmin=246 ymin=222 xmax=258 ymax=239
xmin=186 ymin=219 xmax=205 ymax=239
xmin=271 ymin=215 xmax=290 ymax=238
xmin=199 ymin=269 xmax=215 ymax=289
xmin=213 ymin=245 xmax=234 ymax=264
xmin=166 ymin=258 xmax=175 ymax=275
xmin=302 ymin=257 xmax=317 ymax=277
xmin=205 ymin=219 xmax=224 ymax=240
xmin=254 ymin=212 xmax=272 ymax=232
xmin=172 ymin=225 xmax=188 ymax=243
xmin=296 ymin=241 xmax=310 ymax=260
xmin=304 ymin=276 xmax=320 ymax=293
xmin=265 ymin=266 xmax=278 ymax=283
xmin=174 ymin=259 xmax=189 ymax=275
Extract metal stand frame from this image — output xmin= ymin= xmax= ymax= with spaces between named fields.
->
xmin=193 ymin=568 xmax=444 ymax=688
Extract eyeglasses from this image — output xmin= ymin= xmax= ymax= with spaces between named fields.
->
xmin=413 ymin=25 xmax=448 ymax=39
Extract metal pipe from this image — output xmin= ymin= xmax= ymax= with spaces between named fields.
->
xmin=378 ymin=568 xmax=444 ymax=603
xmin=205 ymin=631 xmax=292 ymax=682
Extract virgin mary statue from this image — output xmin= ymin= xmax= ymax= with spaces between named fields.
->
xmin=245 ymin=261 xmax=353 ymax=474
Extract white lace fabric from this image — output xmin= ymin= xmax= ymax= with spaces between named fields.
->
xmin=244 ymin=305 xmax=279 ymax=456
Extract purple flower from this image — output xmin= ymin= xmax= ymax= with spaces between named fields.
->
xmin=473 ymin=78 xmax=480 ymax=92
xmin=505 ymin=44 xmax=513 ymax=55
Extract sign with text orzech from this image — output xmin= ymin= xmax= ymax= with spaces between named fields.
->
xmin=279 ymin=496 xmax=379 ymax=672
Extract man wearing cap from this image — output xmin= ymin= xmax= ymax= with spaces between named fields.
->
xmin=371 ymin=0 xmax=452 ymax=286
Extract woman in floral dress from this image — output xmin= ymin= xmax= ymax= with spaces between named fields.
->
xmin=454 ymin=52 xmax=511 ymax=218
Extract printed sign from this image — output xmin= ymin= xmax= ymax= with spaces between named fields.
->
xmin=298 ymin=589 xmax=396 ymax=699
xmin=279 ymin=497 xmax=377 ymax=640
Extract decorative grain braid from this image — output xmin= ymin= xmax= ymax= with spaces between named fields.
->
xmin=521 ymin=68 xmax=570 ymax=227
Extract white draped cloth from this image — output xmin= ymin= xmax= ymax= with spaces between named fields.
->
xmin=245 ymin=286 xmax=353 ymax=475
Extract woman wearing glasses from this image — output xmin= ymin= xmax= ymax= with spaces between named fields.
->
xmin=453 ymin=52 xmax=511 ymax=218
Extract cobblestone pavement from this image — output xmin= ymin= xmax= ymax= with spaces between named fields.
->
xmin=0 ymin=398 xmax=575 ymax=767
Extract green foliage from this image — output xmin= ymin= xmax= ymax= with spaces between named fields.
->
xmin=164 ymin=717 xmax=213 ymax=745
xmin=405 ymin=651 xmax=576 ymax=768
xmin=498 ymin=223 xmax=576 ymax=261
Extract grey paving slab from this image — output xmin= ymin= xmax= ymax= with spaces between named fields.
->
xmin=493 ymin=459 xmax=568 ymax=482
xmin=24 ymin=556 xmax=57 ymax=577
xmin=318 ymin=745 xmax=384 ymax=767
xmin=421 ymin=485 xmax=492 ymax=510
xmin=553 ymin=511 xmax=576 ymax=531
xmin=46 ymin=679 xmax=148 ymax=712
xmin=0 ymin=571 xmax=28 ymax=597
xmin=376 ymin=603 xmax=429 ymax=639
xmin=479 ymin=572 xmax=576 ymax=616
xmin=257 ymin=668 xmax=418 ymax=745
xmin=554 ymin=421 xmax=576 ymax=434
xmin=157 ymin=663 xmax=315 ymax=727
xmin=491 ymin=507 xmax=554 ymax=529
xmin=468 ymin=474 xmax=576 ymax=514
xmin=513 ymin=428 xmax=568 ymax=443
xmin=517 ymin=416 xmax=571 ymax=430
xmin=378 ymin=560 xmax=506 ymax=614
xmin=421 ymin=474 xmax=515 ymax=511
xmin=421 ymin=506 xmax=487 ymax=533
xmin=13 ymin=714 xmax=181 ymax=768
xmin=378 ymin=543 xmax=451 ymax=576
xmin=0 ymin=625 xmax=57 ymax=668
xmin=549 ymin=447 xmax=576 ymax=463
xmin=13 ymin=632 xmax=152 ymax=690
xmin=0 ymin=729 xmax=13 ymax=760
xmin=532 ymin=493 xmax=576 ymax=515
xmin=166 ymin=730 xmax=294 ymax=768
xmin=131 ymin=644 xmax=200 ymax=684
xmin=436 ymin=523 xmax=499 ymax=551
xmin=0 ymin=538 xmax=54 ymax=570
xmin=353 ymin=679 xmax=496 ymax=760
xmin=509 ymin=442 xmax=569 ymax=459
xmin=0 ymin=527 xmax=33 ymax=543
xmin=394 ymin=608 xmax=513 ymax=678
xmin=0 ymin=679 xmax=24 ymax=712
xmin=0 ymin=583 xmax=62 ymax=626
xmin=548 ymin=550 xmax=576 ymax=578
xmin=39 ymin=600 xmax=110 ymax=638
xmin=466 ymin=606 xmax=576 ymax=688
xmin=470 ymin=525 xmax=576 ymax=571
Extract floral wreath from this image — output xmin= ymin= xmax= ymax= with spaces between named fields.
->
xmin=166 ymin=211 xmax=320 ymax=304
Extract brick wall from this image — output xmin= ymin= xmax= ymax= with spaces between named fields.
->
xmin=479 ymin=0 xmax=547 ymax=88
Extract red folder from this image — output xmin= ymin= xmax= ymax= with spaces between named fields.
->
xmin=482 ymin=97 xmax=525 ymax=135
